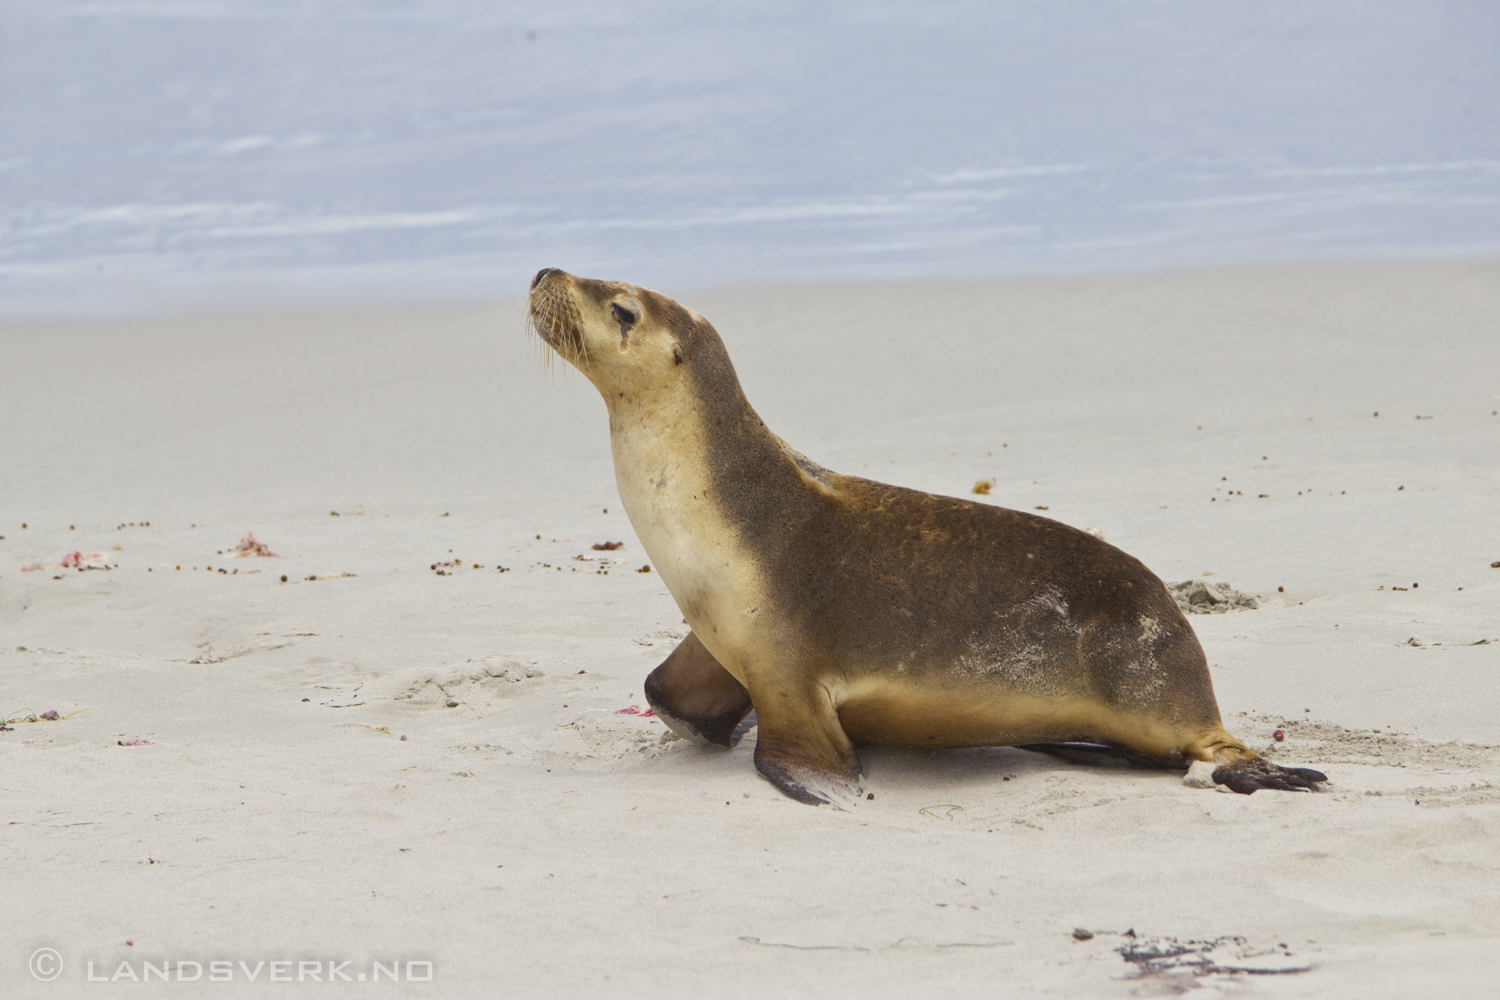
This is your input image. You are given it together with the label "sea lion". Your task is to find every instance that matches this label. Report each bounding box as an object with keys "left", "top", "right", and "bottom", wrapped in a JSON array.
[{"left": 527, "top": 267, "right": 1327, "bottom": 805}]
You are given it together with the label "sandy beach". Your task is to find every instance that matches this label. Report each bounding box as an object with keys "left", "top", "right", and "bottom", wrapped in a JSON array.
[{"left": 4, "top": 259, "right": 1499, "bottom": 997}]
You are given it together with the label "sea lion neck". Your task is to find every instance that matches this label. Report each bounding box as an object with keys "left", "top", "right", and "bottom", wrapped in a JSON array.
[
  {"left": 677, "top": 333, "right": 804, "bottom": 493},
  {"left": 603, "top": 323, "right": 789, "bottom": 479},
  {"left": 602, "top": 324, "right": 808, "bottom": 575}
]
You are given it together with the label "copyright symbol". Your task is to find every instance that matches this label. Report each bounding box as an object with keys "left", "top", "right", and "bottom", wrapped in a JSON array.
[{"left": 30, "top": 947, "right": 63, "bottom": 981}]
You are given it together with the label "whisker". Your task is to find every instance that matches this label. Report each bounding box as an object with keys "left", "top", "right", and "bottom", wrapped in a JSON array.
[
  {"left": 522, "top": 296, "right": 548, "bottom": 381},
  {"left": 527, "top": 288, "right": 588, "bottom": 383}
]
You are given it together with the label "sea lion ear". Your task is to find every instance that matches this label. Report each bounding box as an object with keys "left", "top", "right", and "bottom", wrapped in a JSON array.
[{"left": 673, "top": 346, "right": 684, "bottom": 365}]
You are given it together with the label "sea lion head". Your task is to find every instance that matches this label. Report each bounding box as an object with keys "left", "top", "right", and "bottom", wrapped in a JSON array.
[{"left": 527, "top": 267, "right": 725, "bottom": 400}]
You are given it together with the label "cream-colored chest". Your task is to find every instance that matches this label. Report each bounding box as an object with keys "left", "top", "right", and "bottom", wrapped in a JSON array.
[{"left": 607, "top": 405, "right": 764, "bottom": 681}]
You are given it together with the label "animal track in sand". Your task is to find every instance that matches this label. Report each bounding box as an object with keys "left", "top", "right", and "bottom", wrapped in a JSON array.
[
  {"left": 1168, "top": 578, "right": 1259, "bottom": 613},
  {"left": 355, "top": 657, "right": 543, "bottom": 709},
  {"left": 1253, "top": 716, "right": 1494, "bottom": 772},
  {"left": 524, "top": 710, "right": 688, "bottom": 770}
]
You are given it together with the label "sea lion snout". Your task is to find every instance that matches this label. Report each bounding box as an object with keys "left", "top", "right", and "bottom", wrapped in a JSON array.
[{"left": 527, "top": 273, "right": 588, "bottom": 363}]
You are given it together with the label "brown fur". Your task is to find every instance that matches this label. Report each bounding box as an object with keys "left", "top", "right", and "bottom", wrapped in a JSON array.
[{"left": 528, "top": 268, "right": 1326, "bottom": 805}]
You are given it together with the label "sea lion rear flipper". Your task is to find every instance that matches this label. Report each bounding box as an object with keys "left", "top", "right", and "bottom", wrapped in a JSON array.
[
  {"left": 1211, "top": 758, "right": 1327, "bottom": 794},
  {"left": 1184, "top": 730, "right": 1329, "bottom": 793},
  {"left": 643, "top": 632, "right": 753, "bottom": 747},
  {"left": 752, "top": 695, "right": 864, "bottom": 808}
]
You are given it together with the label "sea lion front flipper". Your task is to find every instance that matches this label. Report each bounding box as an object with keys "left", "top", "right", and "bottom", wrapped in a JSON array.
[
  {"left": 643, "top": 632, "right": 753, "bottom": 747},
  {"left": 751, "top": 694, "right": 864, "bottom": 808},
  {"left": 1211, "top": 758, "right": 1328, "bottom": 794}
]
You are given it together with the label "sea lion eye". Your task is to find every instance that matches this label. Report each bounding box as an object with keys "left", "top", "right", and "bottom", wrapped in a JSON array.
[{"left": 610, "top": 303, "right": 637, "bottom": 330}]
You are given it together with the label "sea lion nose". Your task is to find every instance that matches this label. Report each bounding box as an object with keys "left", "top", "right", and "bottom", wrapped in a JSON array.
[{"left": 531, "top": 267, "right": 561, "bottom": 290}]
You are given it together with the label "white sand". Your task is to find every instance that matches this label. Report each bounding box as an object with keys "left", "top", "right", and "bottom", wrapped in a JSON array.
[{"left": 3, "top": 259, "right": 1498, "bottom": 997}]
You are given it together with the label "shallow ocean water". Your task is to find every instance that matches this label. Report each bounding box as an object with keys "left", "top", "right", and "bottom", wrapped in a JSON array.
[{"left": 2, "top": 0, "right": 1497, "bottom": 314}]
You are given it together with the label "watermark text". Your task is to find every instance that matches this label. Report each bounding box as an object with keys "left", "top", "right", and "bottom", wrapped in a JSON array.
[{"left": 29, "top": 951, "right": 434, "bottom": 984}]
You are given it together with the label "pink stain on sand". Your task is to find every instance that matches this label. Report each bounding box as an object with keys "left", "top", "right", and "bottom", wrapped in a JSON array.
[
  {"left": 614, "top": 705, "right": 655, "bottom": 717},
  {"left": 22, "top": 551, "right": 110, "bottom": 571},
  {"left": 229, "top": 533, "right": 277, "bottom": 557}
]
